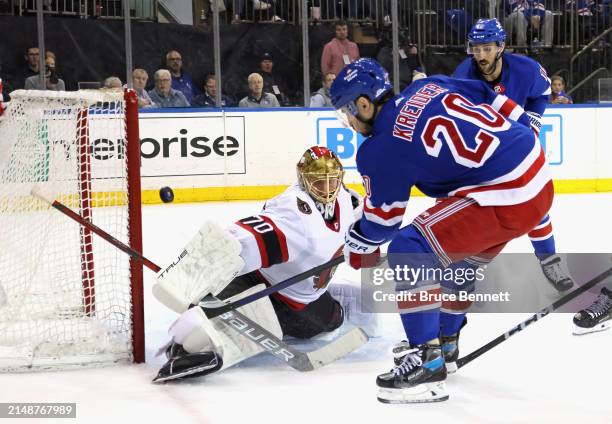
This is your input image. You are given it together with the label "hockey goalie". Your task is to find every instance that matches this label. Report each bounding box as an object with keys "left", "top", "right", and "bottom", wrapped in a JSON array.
[{"left": 152, "top": 146, "right": 378, "bottom": 382}]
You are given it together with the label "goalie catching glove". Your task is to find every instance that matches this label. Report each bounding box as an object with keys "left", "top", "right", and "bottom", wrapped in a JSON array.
[
  {"left": 152, "top": 221, "right": 245, "bottom": 313},
  {"left": 344, "top": 220, "right": 381, "bottom": 269}
]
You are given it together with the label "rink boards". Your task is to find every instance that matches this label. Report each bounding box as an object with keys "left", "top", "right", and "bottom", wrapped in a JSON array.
[{"left": 9, "top": 104, "right": 607, "bottom": 204}]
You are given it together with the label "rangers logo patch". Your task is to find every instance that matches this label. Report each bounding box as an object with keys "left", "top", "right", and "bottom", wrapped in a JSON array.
[
  {"left": 297, "top": 197, "right": 312, "bottom": 214},
  {"left": 493, "top": 83, "right": 505, "bottom": 94}
]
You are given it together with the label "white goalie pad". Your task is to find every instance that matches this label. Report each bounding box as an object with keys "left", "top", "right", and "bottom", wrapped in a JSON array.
[
  {"left": 152, "top": 221, "right": 245, "bottom": 313},
  {"left": 167, "top": 284, "right": 282, "bottom": 370},
  {"left": 328, "top": 278, "right": 383, "bottom": 338}
]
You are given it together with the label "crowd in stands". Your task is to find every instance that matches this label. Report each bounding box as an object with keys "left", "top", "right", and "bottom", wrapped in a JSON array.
[
  {"left": 2, "top": 0, "right": 608, "bottom": 108},
  {"left": 1, "top": 19, "right": 430, "bottom": 108}
]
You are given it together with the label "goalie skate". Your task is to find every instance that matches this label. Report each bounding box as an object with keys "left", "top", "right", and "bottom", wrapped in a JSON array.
[{"left": 153, "top": 343, "right": 223, "bottom": 383}]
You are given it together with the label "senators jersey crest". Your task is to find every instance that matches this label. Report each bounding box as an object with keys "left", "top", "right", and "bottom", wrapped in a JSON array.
[
  {"left": 312, "top": 247, "right": 344, "bottom": 290},
  {"left": 296, "top": 197, "right": 312, "bottom": 214}
]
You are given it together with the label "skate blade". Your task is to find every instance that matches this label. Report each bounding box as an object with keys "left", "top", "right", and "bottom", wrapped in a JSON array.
[
  {"left": 377, "top": 381, "right": 449, "bottom": 404},
  {"left": 152, "top": 363, "right": 218, "bottom": 383},
  {"left": 573, "top": 321, "right": 611, "bottom": 336},
  {"left": 445, "top": 361, "right": 458, "bottom": 374}
]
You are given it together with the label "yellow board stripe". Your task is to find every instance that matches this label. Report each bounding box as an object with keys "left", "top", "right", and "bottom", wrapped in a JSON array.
[
  {"left": 5, "top": 179, "right": 609, "bottom": 212},
  {"left": 140, "top": 179, "right": 612, "bottom": 204}
]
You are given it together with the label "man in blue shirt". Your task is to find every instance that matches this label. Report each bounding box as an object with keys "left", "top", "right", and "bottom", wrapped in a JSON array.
[
  {"left": 165, "top": 50, "right": 199, "bottom": 104},
  {"left": 192, "top": 74, "right": 235, "bottom": 108}
]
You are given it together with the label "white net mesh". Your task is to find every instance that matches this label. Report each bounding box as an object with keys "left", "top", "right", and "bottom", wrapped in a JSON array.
[{"left": 0, "top": 90, "right": 137, "bottom": 371}]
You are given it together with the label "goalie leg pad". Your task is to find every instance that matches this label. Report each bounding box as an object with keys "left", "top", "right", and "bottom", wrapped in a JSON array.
[
  {"left": 153, "top": 221, "right": 245, "bottom": 313},
  {"left": 165, "top": 284, "right": 282, "bottom": 370},
  {"left": 168, "top": 306, "right": 226, "bottom": 356},
  {"left": 213, "top": 283, "right": 283, "bottom": 370},
  {"left": 328, "top": 278, "right": 383, "bottom": 338}
]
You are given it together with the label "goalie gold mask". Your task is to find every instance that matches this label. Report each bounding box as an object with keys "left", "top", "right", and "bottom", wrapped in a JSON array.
[{"left": 297, "top": 146, "right": 344, "bottom": 204}]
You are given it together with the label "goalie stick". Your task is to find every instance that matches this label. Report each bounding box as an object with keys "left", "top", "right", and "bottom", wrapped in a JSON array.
[
  {"left": 197, "top": 255, "right": 345, "bottom": 318},
  {"left": 457, "top": 265, "right": 612, "bottom": 369},
  {"left": 32, "top": 187, "right": 369, "bottom": 372}
]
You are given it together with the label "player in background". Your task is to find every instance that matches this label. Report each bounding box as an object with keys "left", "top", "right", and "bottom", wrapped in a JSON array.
[
  {"left": 330, "top": 58, "right": 553, "bottom": 403},
  {"left": 152, "top": 146, "right": 378, "bottom": 382},
  {"left": 453, "top": 18, "right": 573, "bottom": 293}
]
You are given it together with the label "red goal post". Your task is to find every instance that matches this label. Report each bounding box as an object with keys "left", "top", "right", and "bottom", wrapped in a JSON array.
[{"left": 0, "top": 88, "right": 144, "bottom": 370}]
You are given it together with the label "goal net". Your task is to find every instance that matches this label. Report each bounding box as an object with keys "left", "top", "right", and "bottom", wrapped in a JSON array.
[{"left": 0, "top": 89, "right": 144, "bottom": 371}]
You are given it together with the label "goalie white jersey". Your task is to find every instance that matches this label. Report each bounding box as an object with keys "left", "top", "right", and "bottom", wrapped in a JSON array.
[{"left": 227, "top": 183, "right": 354, "bottom": 306}]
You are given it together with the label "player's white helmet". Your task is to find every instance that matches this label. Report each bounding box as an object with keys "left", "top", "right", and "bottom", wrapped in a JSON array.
[{"left": 297, "top": 146, "right": 344, "bottom": 204}]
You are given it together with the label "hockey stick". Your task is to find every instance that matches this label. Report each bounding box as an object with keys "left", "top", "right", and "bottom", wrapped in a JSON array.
[
  {"left": 33, "top": 188, "right": 368, "bottom": 372},
  {"left": 209, "top": 308, "right": 367, "bottom": 372},
  {"left": 197, "top": 255, "right": 345, "bottom": 318},
  {"left": 31, "top": 187, "right": 345, "bottom": 318},
  {"left": 457, "top": 265, "right": 612, "bottom": 369}
]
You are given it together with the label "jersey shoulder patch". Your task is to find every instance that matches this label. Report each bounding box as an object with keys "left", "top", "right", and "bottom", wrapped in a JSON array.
[{"left": 296, "top": 197, "right": 312, "bottom": 214}]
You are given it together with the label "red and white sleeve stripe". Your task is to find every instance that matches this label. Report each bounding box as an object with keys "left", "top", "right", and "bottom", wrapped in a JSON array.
[
  {"left": 491, "top": 94, "right": 525, "bottom": 122},
  {"left": 363, "top": 197, "right": 407, "bottom": 227}
]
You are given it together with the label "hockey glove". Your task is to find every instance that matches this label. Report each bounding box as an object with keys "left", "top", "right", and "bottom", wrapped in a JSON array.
[
  {"left": 344, "top": 220, "right": 381, "bottom": 269},
  {"left": 526, "top": 111, "right": 542, "bottom": 136},
  {"left": 346, "top": 187, "right": 364, "bottom": 220}
]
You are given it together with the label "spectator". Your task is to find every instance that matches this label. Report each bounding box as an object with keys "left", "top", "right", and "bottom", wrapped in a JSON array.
[
  {"left": 132, "top": 69, "right": 156, "bottom": 108},
  {"left": 257, "top": 53, "right": 292, "bottom": 106},
  {"left": 570, "top": 0, "right": 610, "bottom": 46},
  {"left": 104, "top": 76, "right": 123, "bottom": 89},
  {"left": 24, "top": 51, "right": 65, "bottom": 91},
  {"left": 233, "top": 0, "right": 282, "bottom": 22},
  {"left": 192, "top": 74, "right": 235, "bottom": 108},
  {"left": 148, "top": 69, "right": 190, "bottom": 108},
  {"left": 165, "top": 50, "right": 198, "bottom": 104},
  {"left": 238, "top": 73, "right": 280, "bottom": 108},
  {"left": 504, "top": 0, "right": 553, "bottom": 47},
  {"left": 321, "top": 20, "right": 360, "bottom": 77},
  {"left": 15, "top": 46, "right": 41, "bottom": 89},
  {"left": 310, "top": 73, "right": 335, "bottom": 107},
  {"left": 376, "top": 31, "right": 422, "bottom": 90},
  {"left": 550, "top": 75, "right": 573, "bottom": 104}
]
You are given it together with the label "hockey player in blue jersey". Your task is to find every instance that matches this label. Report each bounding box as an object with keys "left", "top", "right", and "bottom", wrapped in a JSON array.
[
  {"left": 453, "top": 18, "right": 573, "bottom": 293},
  {"left": 330, "top": 58, "right": 553, "bottom": 403}
]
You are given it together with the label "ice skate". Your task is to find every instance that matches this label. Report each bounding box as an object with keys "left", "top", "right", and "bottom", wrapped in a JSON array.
[
  {"left": 153, "top": 343, "right": 223, "bottom": 383},
  {"left": 573, "top": 288, "right": 612, "bottom": 335},
  {"left": 540, "top": 254, "right": 574, "bottom": 292},
  {"left": 441, "top": 317, "right": 467, "bottom": 374},
  {"left": 376, "top": 342, "right": 448, "bottom": 404}
]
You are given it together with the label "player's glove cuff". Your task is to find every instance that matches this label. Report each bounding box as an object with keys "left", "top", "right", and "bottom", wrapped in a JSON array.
[
  {"left": 526, "top": 111, "right": 542, "bottom": 135},
  {"left": 344, "top": 221, "right": 382, "bottom": 269}
]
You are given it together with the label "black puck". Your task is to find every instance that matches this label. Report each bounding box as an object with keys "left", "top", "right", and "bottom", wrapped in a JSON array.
[{"left": 159, "top": 186, "right": 174, "bottom": 203}]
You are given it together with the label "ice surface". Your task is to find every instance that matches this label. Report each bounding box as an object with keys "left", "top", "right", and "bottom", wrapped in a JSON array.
[{"left": 2, "top": 194, "right": 611, "bottom": 423}]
